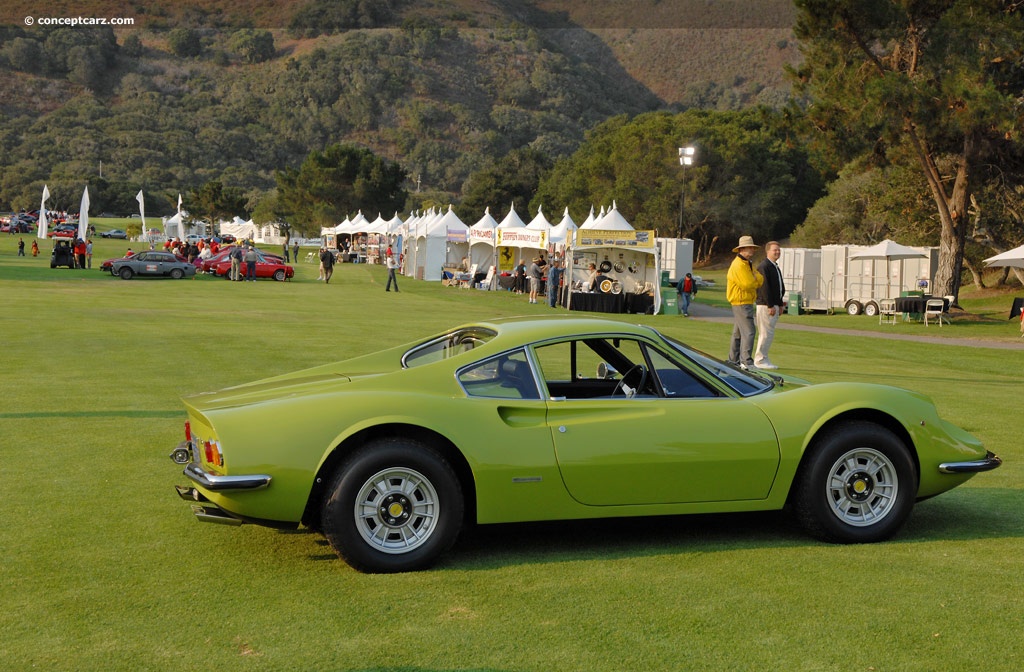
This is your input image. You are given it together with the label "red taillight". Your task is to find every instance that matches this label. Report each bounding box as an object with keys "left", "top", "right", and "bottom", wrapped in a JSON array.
[
  {"left": 184, "top": 421, "right": 192, "bottom": 442},
  {"left": 203, "top": 440, "right": 224, "bottom": 467}
]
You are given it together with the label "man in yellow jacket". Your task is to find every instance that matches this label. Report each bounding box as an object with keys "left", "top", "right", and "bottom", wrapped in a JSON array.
[{"left": 726, "top": 235, "right": 764, "bottom": 369}]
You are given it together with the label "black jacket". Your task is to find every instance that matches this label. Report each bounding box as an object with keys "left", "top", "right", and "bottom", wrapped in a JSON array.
[{"left": 756, "top": 259, "right": 785, "bottom": 307}]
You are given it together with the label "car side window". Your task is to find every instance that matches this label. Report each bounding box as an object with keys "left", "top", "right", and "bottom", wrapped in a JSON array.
[
  {"left": 457, "top": 349, "right": 540, "bottom": 400},
  {"left": 644, "top": 346, "right": 718, "bottom": 398}
]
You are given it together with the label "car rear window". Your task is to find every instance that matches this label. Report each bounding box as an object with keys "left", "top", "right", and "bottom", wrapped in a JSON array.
[{"left": 402, "top": 327, "right": 497, "bottom": 368}]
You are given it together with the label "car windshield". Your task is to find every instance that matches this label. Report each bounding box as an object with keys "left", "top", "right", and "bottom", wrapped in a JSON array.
[
  {"left": 402, "top": 327, "right": 498, "bottom": 368},
  {"left": 661, "top": 334, "right": 775, "bottom": 396}
]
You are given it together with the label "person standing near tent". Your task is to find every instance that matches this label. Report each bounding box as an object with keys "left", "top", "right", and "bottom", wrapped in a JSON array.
[
  {"left": 547, "top": 257, "right": 564, "bottom": 308},
  {"left": 85, "top": 239, "right": 93, "bottom": 268},
  {"left": 754, "top": 241, "right": 785, "bottom": 370},
  {"left": 513, "top": 258, "right": 527, "bottom": 294},
  {"left": 320, "top": 246, "right": 335, "bottom": 284},
  {"left": 244, "top": 245, "right": 259, "bottom": 282},
  {"left": 283, "top": 242, "right": 290, "bottom": 263},
  {"left": 677, "top": 272, "right": 697, "bottom": 316},
  {"left": 229, "top": 243, "right": 243, "bottom": 281},
  {"left": 385, "top": 253, "right": 400, "bottom": 292},
  {"left": 726, "top": 235, "right": 764, "bottom": 370},
  {"left": 293, "top": 241, "right": 300, "bottom": 261},
  {"left": 528, "top": 257, "right": 543, "bottom": 304}
]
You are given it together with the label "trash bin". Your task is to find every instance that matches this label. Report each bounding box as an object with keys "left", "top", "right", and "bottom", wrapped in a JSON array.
[
  {"left": 661, "top": 293, "right": 679, "bottom": 315},
  {"left": 660, "top": 270, "right": 671, "bottom": 286},
  {"left": 787, "top": 292, "right": 802, "bottom": 316}
]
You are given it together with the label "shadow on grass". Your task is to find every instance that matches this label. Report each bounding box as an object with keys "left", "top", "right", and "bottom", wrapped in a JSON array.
[{"left": 430, "top": 487, "right": 1024, "bottom": 571}]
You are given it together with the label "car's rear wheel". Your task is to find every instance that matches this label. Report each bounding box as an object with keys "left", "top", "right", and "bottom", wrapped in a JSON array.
[
  {"left": 321, "top": 439, "right": 463, "bottom": 573},
  {"left": 119, "top": 267, "right": 134, "bottom": 280},
  {"left": 792, "top": 421, "right": 916, "bottom": 543},
  {"left": 273, "top": 269, "right": 286, "bottom": 282},
  {"left": 170, "top": 268, "right": 184, "bottom": 279}
]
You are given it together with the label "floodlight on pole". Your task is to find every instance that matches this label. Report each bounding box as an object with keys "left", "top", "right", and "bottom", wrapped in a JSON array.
[{"left": 677, "top": 145, "right": 696, "bottom": 238}]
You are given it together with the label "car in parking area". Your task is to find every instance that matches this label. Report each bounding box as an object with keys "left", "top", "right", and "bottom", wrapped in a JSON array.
[
  {"left": 112, "top": 251, "right": 196, "bottom": 279},
  {"left": 170, "top": 317, "right": 1000, "bottom": 573},
  {"left": 101, "top": 229, "right": 128, "bottom": 239},
  {"left": 210, "top": 249, "right": 293, "bottom": 281}
]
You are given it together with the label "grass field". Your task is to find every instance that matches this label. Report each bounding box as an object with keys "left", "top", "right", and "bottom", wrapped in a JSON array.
[{"left": 2, "top": 231, "right": 1022, "bottom": 671}]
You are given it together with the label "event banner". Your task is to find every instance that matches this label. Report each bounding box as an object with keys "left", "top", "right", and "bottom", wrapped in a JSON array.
[
  {"left": 574, "top": 229, "right": 655, "bottom": 248},
  {"left": 468, "top": 227, "right": 495, "bottom": 244},
  {"left": 446, "top": 227, "right": 468, "bottom": 243},
  {"left": 496, "top": 228, "right": 547, "bottom": 248}
]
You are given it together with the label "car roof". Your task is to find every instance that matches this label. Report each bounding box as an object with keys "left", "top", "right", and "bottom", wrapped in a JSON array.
[{"left": 466, "top": 315, "right": 658, "bottom": 343}]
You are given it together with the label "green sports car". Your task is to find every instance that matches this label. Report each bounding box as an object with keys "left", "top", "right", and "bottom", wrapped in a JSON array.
[{"left": 170, "top": 317, "right": 1000, "bottom": 573}]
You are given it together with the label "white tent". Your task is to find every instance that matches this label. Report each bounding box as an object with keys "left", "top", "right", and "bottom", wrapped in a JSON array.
[
  {"left": 415, "top": 206, "right": 468, "bottom": 281},
  {"left": 496, "top": 203, "right": 546, "bottom": 270},
  {"left": 569, "top": 226, "right": 662, "bottom": 314},
  {"left": 590, "top": 201, "right": 634, "bottom": 231},
  {"left": 220, "top": 216, "right": 257, "bottom": 241},
  {"left": 549, "top": 207, "right": 578, "bottom": 249},
  {"left": 468, "top": 207, "right": 498, "bottom": 273},
  {"left": 162, "top": 210, "right": 200, "bottom": 240}
]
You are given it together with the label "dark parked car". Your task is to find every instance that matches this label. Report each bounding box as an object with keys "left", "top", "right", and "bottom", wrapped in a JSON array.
[
  {"left": 50, "top": 241, "right": 76, "bottom": 268},
  {"left": 111, "top": 251, "right": 197, "bottom": 280}
]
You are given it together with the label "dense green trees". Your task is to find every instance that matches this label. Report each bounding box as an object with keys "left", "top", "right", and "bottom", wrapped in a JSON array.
[
  {"left": 275, "top": 144, "right": 407, "bottom": 236},
  {"left": 791, "top": 0, "right": 1024, "bottom": 298},
  {"left": 533, "top": 110, "right": 822, "bottom": 259}
]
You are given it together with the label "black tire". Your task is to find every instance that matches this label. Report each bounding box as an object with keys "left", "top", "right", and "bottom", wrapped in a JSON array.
[
  {"left": 170, "top": 268, "right": 184, "bottom": 279},
  {"left": 845, "top": 300, "right": 863, "bottom": 316},
  {"left": 321, "top": 439, "right": 463, "bottom": 573},
  {"left": 792, "top": 421, "right": 917, "bottom": 544},
  {"left": 119, "top": 267, "right": 134, "bottom": 280},
  {"left": 863, "top": 301, "right": 879, "bottom": 317},
  {"left": 273, "top": 269, "right": 286, "bottom": 282}
]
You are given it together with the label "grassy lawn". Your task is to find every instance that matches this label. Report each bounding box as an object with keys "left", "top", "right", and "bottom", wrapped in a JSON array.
[{"left": 1, "top": 232, "right": 1022, "bottom": 671}]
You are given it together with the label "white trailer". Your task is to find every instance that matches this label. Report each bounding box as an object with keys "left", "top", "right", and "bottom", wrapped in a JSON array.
[
  {"left": 781, "top": 244, "right": 939, "bottom": 315},
  {"left": 655, "top": 237, "right": 694, "bottom": 285}
]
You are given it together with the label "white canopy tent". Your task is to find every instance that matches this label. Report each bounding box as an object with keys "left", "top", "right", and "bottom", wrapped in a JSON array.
[
  {"left": 495, "top": 203, "right": 546, "bottom": 271},
  {"left": 548, "top": 207, "right": 578, "bottom": 251},
  {"left": 468, "top": 207, "right": 498, "bottom": 274},
  {"left": 220, "top": 216, "right": 257, "bottom": 241},
  {"left": 414, "top": 206, "right": 469, "bottom": 281}
]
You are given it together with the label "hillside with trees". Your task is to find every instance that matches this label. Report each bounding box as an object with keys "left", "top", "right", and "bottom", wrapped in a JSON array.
[{"left": 0, "top": 0, "right": 799, "bottom": 215}]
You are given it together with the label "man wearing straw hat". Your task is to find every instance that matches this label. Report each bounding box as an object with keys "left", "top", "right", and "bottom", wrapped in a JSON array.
[{"left": 726, "top": 235, "right": 764, "bottom": 369}]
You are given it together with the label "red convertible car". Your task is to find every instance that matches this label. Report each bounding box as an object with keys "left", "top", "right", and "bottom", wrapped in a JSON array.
[{"left": 211, "top": 249, "right": 293, "bottom": 281}]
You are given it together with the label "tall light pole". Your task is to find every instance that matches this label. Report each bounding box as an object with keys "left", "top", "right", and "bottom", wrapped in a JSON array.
[{"left": 678, "top": 145, "right": 696, "bottom": 239}]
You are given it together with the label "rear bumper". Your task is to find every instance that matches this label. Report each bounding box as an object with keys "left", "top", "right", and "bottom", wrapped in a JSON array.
[
  {"left": 183, "top": 461, "right": 271, "bottom": 491},
  {"left": 939, "top": 451, "right": 1002, "bottom": 474}
]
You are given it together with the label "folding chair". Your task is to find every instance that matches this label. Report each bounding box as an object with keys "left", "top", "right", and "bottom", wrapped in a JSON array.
[
  {"left": 879, "top": 298, "right": 897, "bottom": 325},
  {"left": 923, "top": 298, "right": 947, "bottom": 327}
]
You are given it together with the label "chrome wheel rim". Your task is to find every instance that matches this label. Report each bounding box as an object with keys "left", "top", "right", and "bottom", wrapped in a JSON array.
[
  {"left": 354, "top": 467, "right": 439, "bottom": 554},
  {"left": 826, "top": 448, "right": 899, "bottom": 527}
]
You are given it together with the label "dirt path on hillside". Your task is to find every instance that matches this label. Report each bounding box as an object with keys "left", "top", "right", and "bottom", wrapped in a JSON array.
[{"left": 684, "top": 302, "right": 1024, "bottom": 350}]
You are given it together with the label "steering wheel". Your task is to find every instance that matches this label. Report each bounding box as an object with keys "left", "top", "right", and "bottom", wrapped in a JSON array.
[{"left": 612, "top": 364, "right": 647, "bottom": 398}]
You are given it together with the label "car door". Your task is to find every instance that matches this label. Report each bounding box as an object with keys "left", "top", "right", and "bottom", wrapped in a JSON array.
[{"left": 535, "top": 337, "right": 780, "bottom": 506}]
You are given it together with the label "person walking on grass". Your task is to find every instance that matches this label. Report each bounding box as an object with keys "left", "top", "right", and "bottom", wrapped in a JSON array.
[{"left": 385, "top": 253, "right": 400, "bottom": 292}]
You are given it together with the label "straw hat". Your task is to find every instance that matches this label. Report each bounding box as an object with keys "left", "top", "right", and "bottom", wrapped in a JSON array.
[{"left": 732, "top": 235, "right": 759, "bottom": 253}]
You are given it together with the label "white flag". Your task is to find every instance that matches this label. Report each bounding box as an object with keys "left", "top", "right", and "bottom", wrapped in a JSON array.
[
  {"left": 177, "top": 193, "right": 183, "bottom": 213},
  {"left": 78, "top": 186, "right": 90, "bottom": 242},
  {"left": 136, "top": 190, "right": 146, "bottom": 239},
  {"left": 38, "top": 184, "right": 50, "bottom": 239}
]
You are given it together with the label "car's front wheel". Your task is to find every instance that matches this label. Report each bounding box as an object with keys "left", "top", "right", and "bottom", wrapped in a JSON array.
[
  {"left": 321, "top": 439, "right": 464, "bottom": 573},
  {"left": 792, "top": 421, "right": 916, "bottom": 543},
  {"left": 170, "top": 268, "right": 184, "bottom": 279},
  {"left": 119, "top": 267, "right": 134, "bottom": 280},
  {"left": 273, "top": 269, "right": 286, "bottom": 281}
]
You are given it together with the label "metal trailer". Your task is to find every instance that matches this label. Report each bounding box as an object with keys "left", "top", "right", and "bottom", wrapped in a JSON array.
[
  {"left": 655, "top": 237, "right": 694, "bottom": 285},
  {"left": 780, "top": 244, "right": 939, "bottom": 316}
]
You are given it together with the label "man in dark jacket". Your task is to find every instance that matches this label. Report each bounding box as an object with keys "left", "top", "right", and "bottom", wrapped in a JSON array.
[{"left": 754, "top": 241, "right": 785, "bottom": 369}]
